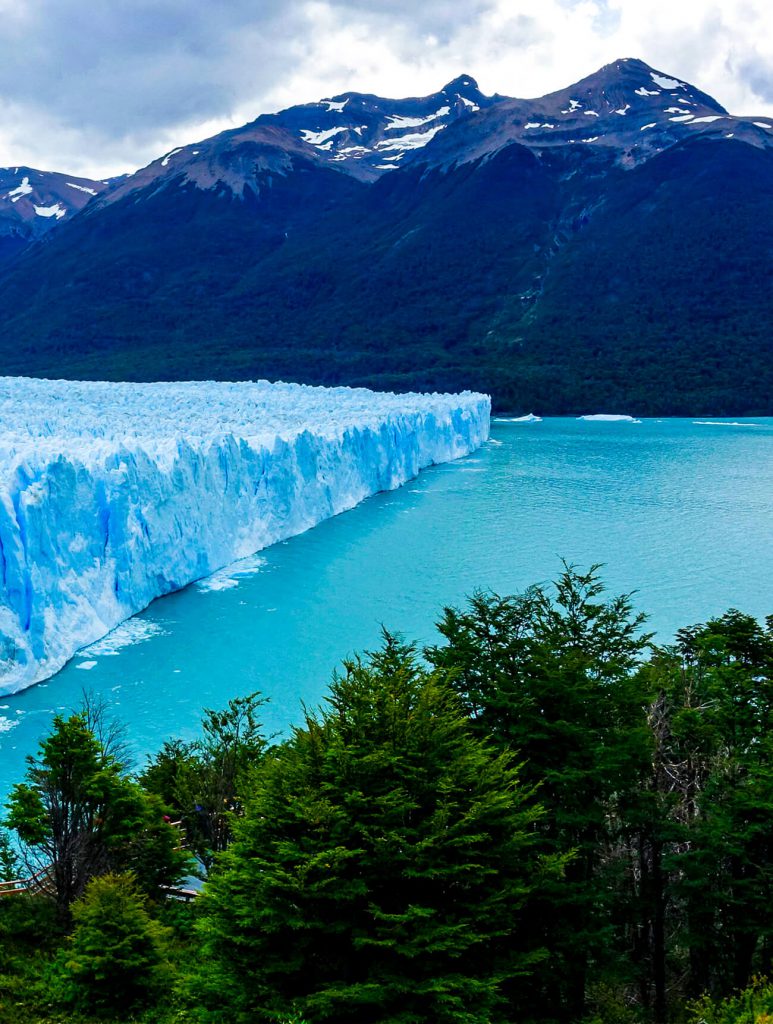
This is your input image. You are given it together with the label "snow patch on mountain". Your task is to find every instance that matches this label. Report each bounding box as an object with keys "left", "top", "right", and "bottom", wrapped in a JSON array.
[
  {"left": 385, "top": 107, "right": 450, "bottom": 131},
  {"left": 33, "top": 203, "right": 66, "bottom": 219},
  {"left": 376, "top": 124, "right": 446, "bottom": 151},
  {"left": 651, "top": 72, "right": 685, "bottom": 89},
  {"left": 323, "top": 98, "right": 348, "bottom": 112},
  {"left": 0, "top": 378, "right": 490, "bottom": 694},
  {"left": 161, "top": 147, "right": 183, "bottom": 167},
  {"left": 66, "top": 181, "right": 98, "bottom": 196},
  {"left": 6, "top": 177, "right": 32, "bottom": 202},
  {"left": 300, "top": 126, "right": 349, "bottom": 147}
]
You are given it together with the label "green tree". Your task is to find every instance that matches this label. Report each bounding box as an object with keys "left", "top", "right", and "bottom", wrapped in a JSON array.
[
  {"left": 52, "top": 872, "right": 172, "bottom": 1016},
  {"left": 686, "top": 977, "right": 773, "bottom": 1024},
  {"left": 0, "top": 831, "right": 18, "bottom": 883},
  {"left": 190, "top": 636, "right": 555, "bottom": 1024},
  {"left": 142, "top": 692, "right": 266, "bottom": 870},
  {"left": 5, "top": 707, "right": 189, "bottom": 914},
  {"left": 647, "top": 610, "right": 773, "bottom": 1001},
  {"left": 426, "top": 565, "right": 654, "bottom": 1019},
  {"left": 0, "top": 890, "right": 62, "bottom": 1022}
]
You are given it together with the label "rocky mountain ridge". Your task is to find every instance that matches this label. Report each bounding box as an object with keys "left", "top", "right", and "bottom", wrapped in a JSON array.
[
  {"left": 0, "top": 58, "right": 770, "bottom": 415},
  {"left": 0, "top": 167, "right": 108, "bottom": 259}
]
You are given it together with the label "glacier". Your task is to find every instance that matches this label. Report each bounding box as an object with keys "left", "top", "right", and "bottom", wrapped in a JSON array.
[{"left": 0, "top": 378, "right": 490, "bottom": 695}]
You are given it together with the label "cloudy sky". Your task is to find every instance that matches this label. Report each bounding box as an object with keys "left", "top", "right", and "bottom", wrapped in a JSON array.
[{"left": 0, "top": 0, "right": 771, "bottom": 179}]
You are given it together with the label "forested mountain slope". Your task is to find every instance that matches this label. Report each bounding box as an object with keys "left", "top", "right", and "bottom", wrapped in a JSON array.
[{"left": 0, "top": 59, "right": 770, "bottom": 414}]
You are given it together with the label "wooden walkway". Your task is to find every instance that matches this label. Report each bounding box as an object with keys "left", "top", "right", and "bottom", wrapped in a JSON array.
[
  {"left": 0, "top": 821, "right": 199, "bottom": 900},
  {"left": 0, "top": 878, "right": 29, "bottom": 898},
  {"left": 0, "top": 863, "right": 54, "bottom": 899}
]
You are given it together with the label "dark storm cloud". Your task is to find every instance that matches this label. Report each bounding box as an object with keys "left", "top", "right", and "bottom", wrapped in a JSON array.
[
  {"left": 0, "top": 0, "right": 504, "bottom": 174},
  {"left": 0, "top": 0, "right": 494, "bottom": 145},
  {"left": 0, "top": 0, "right": 300, "bottom": 141}
]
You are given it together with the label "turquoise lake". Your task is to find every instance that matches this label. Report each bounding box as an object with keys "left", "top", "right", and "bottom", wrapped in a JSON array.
[{"left": 1, "top": 416, "right": 771, "bottom": 802}]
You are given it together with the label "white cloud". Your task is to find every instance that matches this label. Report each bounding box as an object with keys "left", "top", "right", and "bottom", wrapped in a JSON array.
[{"left": 0, "top": 0, "right": 770, "bottom": 178}]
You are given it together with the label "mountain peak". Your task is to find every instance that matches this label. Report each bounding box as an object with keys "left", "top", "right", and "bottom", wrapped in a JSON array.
[
  {"left": 65, "top": 55, "right": 766, "bottom": 228},
  {"left": 0, "top": 165, "right": 107, "bottom": 257},
  {"left": 566, "top": 57, "right": 728, "bottom": 114},
  {"left": 441, "top": 74, "right": 480, "bottom": 94},
  {"left": 227, "top": 73, "right": 505, "bottom": 183}
]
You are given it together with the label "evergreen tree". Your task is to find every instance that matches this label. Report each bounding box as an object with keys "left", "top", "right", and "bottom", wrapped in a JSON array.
[
  {"left": 190, "top": 636, "right": 555, "bottom": 1024},
  {"left": 52, "top": 872, "right": 172, "bottom": 1015},
  {"left": 427, "top": 565, "right": 654, "bottom": 1019},
  {"left": 0, "top": 830, "right": 18, "bottom": 883},
  {"left": 5, "top": 707, "right": 189, "bottom": 913},
  {"left": 0, "top": 889, "right": 62, "bottom": 1022}
]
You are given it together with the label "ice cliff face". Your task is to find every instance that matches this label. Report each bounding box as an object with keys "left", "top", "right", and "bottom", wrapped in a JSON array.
[{"left": 0, "top": 378, "right": 489, "bottom": 695}]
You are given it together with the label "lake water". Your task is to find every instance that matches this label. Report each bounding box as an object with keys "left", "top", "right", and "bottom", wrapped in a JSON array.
[{"left": 1, "top": 417, "right": 771, "bottom": 803}]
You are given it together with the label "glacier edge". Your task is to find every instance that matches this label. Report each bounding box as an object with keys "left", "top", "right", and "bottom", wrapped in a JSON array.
[{"left": 0, "top": 379, "right": 490, "bottom": 695}]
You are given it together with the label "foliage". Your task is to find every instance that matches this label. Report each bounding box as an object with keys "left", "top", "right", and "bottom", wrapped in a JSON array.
[
  {"left": 580, "top": 983, "right": 644, "bottom": 1024},
  {"left": 0, "top": 831, "right": 18, "bottom": 882},
  {"left": 50, "top": 872, "right": 172, "bottom": 1016},
  {"left": 687, "top": 979, "right": 773, "bottom": 1024},
  {"left": 1, "top": 140, "right": 772, "bottom": 416},
  {"left": 2, "top": 574, "right": 773, "bottom": 1024},
  {"left": 4, "top": 702, "right": 189, "bottom": 913},
  {"left": 0, "top": 894, "right": 62, "bottom": 1022},
  {"left": 426, "top": 564, "right": 654, "bottom": 1019},
  {"left": 642, "top": 611, "right": 773, "bottom": 1001},
  {"left": 142, "top": 691, "right": 267, "bottom": 869},
  {"left": 189, "top": 634, "right": 556, "bottom": 1023}
]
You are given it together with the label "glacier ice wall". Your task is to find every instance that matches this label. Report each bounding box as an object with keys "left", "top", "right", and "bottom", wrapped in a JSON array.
[{"left": 0, "top": 378, "right": 490, "bottom": 694}]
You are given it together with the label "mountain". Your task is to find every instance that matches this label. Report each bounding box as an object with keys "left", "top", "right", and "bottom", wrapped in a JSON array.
[
  {"left": 85, "top": 74, "right": 501, "bottom": 213},
  {"left": 0, "top": 167, "right": 108, "bottom": 262},
  {"left": 254, "top": 74, "right": 503, "bottom": 181},
  {"left": 0, "top": 59, "right": 771, "bottom": 414},
  {"left": 419, "top": 57, "right": 772, "bottom": 168}
]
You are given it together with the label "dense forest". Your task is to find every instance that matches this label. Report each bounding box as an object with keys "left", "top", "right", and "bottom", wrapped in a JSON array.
[
  {"left": 1, "top": 566, "right": 772, "bottom": 1023},
  {"left": 1, "top": 138, "right": 772, "bottom": 417}
]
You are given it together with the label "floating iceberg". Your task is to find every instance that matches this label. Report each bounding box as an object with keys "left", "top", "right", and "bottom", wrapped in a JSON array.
[
  {"left": 0, "top": 378, "right": 490, "bottom": 694},
  {"left": 494, "top": 413, "right": 543, "bottom": 423},
  {"left": 578, "top": 414, "right": 642, "bottom": 423},
  {"left": 693, "top": 421, "right": 760, "bottom": 427}
]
